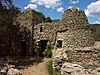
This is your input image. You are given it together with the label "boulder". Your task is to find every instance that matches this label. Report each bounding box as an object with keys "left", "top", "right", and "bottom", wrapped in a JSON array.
[
  {"left": 61, "top": 62, "right": 96, "bottom": 75},
  {"left": 0, "top": 64, "right": 22, "bottom": 75},
  {"left": 52, "top": 49, "right": 68, "bottom": 70},
  {"left": 7, "top": 68, "right": 22, "bottom": 75}
]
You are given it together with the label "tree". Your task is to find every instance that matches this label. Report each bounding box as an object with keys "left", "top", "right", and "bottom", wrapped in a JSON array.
[
  {"left": 0, "top": 0, "right": 21, "bottom": 56},
  {"left": 44, "top": 17, "right": 52, "bottom": 23},
  {"left": 52, "top": 19, "right": 60, "bottom": 23},
  {"left": 0, "top": 0, "right": 13, "bottom": 9}
]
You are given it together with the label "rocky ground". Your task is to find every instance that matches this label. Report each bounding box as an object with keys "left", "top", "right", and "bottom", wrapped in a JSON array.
[
  {"left": 20, "top": 58, "right": 50, "bottom": 75},
  {"left": 0, "top": 57, "right": 50, "bottom": 75}
]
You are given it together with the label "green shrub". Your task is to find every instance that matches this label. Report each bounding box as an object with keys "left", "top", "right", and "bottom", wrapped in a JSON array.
[
  {"left": 47, "top": 60, "right": 61, "bottom": 75},
  {"left": 43, "top": 45, "right": 52, "bottom": 57},
  {"left": 47, "top": 60, "right": 53, "bottom": 75}
]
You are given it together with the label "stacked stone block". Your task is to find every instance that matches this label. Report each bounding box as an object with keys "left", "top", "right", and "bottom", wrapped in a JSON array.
[{"left": 60, "top": 7, "right": 94, "bottom": 48}]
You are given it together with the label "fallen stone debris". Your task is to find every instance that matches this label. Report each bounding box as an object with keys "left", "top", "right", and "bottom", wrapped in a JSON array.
[{"left": 0, "top": 62, "right": 22, "bottom": 75}]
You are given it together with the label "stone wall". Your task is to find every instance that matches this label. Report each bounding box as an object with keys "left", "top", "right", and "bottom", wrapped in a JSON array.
[
  {"left": 55, "top": 29, "right": 94, "bottom": 49},
  {"left": 33, "top": 22, "right": 59, "bottom": 54},
  {"left": 34, "top": 7, "right": 95, "bottom": 56},
  {"left": 61, "top": 7, "right": 88, "bottom": 30},
  {"left": 66, "top": 47, "right": 100, "bottom": 64},
  {"left": 52, "top": 42, "right": 100, "bottom": 69},
  {"left": 52, "top": 7, "right": 98, "bottom": 75},
  {"left": 14, "top": 8, "right": 44, "bottom": 55},
  {"left": 56, "top": 7, "right": 94, "bottom": 48}
]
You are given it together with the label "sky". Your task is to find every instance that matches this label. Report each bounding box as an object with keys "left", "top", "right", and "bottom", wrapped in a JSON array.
[{"left": 13, "top": 0, "right": 100, "bottom": 24}]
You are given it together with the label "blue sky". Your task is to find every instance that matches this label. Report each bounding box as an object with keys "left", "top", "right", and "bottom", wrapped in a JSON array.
[{"left": 13, "top": 0, "right": 100, "bottom": 24}]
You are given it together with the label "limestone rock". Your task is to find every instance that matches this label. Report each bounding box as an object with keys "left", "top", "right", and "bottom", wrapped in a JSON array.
[
  {"left": 61, "top": 62, "right": 96, "bottom": 75},
  {"left": 7, "top": 68, "right": 22, "bottom": 75},
  {"left": 52, "top": 49, "right": 68, "bottom": 70},
  {"left": 96, "top": 67, "right": 100, "bottom": 72},
  {"left": 61, "top": 62, "right": 84, "bottom": 75},
  {"left": 0, "top": 67, "right": 8, "bottom": 74}
]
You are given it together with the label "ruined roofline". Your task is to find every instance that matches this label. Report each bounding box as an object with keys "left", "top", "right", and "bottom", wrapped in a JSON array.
[
  {"left": 67, "top": 6, "right": 80, "bottom": 11},
  {"left": 19, "top": 8, "right": 39, "bottom": 16},
  {"left": 62, "top": 6, "right": 82, "bottom": 14}
]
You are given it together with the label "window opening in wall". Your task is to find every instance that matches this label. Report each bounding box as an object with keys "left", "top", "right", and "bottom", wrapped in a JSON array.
[
  {"left": 57, "top": 40, "right": 62, "bottom": 48},
  {"left": 40, "top": 26, "right": 42, "bottom": 32}
]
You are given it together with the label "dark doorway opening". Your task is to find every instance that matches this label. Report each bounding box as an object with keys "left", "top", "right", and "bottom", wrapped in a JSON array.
[
  {"left": 39, "top": 40, "right": 48, "bottom": 56},
  {"left": 20, "top": 40, "right": 26, "bottom": 56}
]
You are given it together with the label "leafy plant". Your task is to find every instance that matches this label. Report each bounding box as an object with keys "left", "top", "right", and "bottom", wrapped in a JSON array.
[
  {"left": 43, "top": 45, "right": 52, "bottom": 57},
  {"left": 47, "top": 60, "right": 53, "bottom": 75}
]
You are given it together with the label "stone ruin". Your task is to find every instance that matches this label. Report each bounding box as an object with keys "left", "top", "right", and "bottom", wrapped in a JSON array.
[
  {"left": 56, "top": 7, "right": 94, "bottom": 48},
  {"left": 13, "top": 8, "right": 45, "bottom": 56},
  {"left": 32, "top": 7, "right": 100, "bottom": 75},
  {"left": 52, "top": 7, "right": 100, "bottom": 75},
  {"left": 8, "top": 7, "right": 100, "bottom": 75},
  {"left": 34, "top": 8, "right": 95, "bottom": 55}
]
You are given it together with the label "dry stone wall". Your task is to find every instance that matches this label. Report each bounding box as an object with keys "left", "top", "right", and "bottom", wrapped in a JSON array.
[
  {"left": 52, "top": 45, "right": 100, "bottom": 75},
  {"left": 14, "top": 8, "right": 44, "bottom": 55},
  {"left": 52, "top": 7, "right": 99, "bottom": 75},
  {"left": 58, "top": 7, "right": 94, "bottom": 48},
  {"left": 34, "top": 7, "right": 95, "bottom": 56},
  {"left": 33, "top": 22, "right": 59, "bottom": 54},
  {"left": 63, "top": 29, "right": 94, "bottom": 48},
  {"left": 61, "top": 7, "right": 88, "bottom": 30}
]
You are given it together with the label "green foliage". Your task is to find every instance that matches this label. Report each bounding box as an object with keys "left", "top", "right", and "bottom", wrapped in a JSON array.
[
  {"left": 47, "top": 60, "right": 61, "bottom": 75},
  {"left": 0, "top": 0, "right": 21, "bottom": 56},
  {"left": 89, "top": 24, "right": 100, "bottom": 41},
  {"left": 47, "top": 60, "right": 53, "bottom": 75},
  {"left": 43, "top": 45, "right": 52, "bottom": 57},
  {"left": 0, "top": 0, "right": 13, "bottom": 9},
  {"left": 44, "top": 17, "right": 52, "bottom": 23},
  {"left": 89, "top": 25, "right": 96, "bottom": 32},
  {"left": 52, "top": 19, "right": 60, "bottom": 23},
  {"left": 89, "top": 24, "right": 100, "bottom": 32}
]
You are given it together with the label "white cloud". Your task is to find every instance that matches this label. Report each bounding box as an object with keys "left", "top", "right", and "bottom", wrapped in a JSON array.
[
  {"left": 24, "top": 4, "right": 38, "bottom": 10},
  {"left": 85, "top": 1, "right": 100, "bottom": 17},
  {"left": 93, "top": 21, "right": 100, "bottom": 24},
  {"left": 70, "top": 0, "right": 79, "bottom": 4},
  {"left": 57, "top": 7, "right": 64, "bottom": 12},
  {"left": 30, "top": 0, "right": 62, "bottom": 9},
  {"left": 67, "top": 6, "right": 80, "bottom": 10}
]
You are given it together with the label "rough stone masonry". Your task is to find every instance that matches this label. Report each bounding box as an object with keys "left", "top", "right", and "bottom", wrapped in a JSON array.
[
  {"left": 14, "top": 7, "right": 95, "bottom": 56},
  {"left": 34, "top": 7, "right": 94, "bottom": 56},
  {"left": 52, "top": 7, "right": 100, "bottom": 75},
  {"left": 8, "top": 6, "right": 100, "bottom": 75}
]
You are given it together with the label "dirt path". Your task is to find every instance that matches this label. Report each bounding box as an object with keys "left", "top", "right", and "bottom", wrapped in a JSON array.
[{"left": 20, "top": 58, "right": 50, "bottom": 75}]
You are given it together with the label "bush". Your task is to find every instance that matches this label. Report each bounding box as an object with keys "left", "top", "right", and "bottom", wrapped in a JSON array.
[
  {"left": 47, "top": 60, "right": 61, "bottom": 75},
  {"left": 47, "top": 60, "right": 53, "bottom": 75},
  {"left": 43, "top": 45, "right": 52, "bottom": 57}
]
